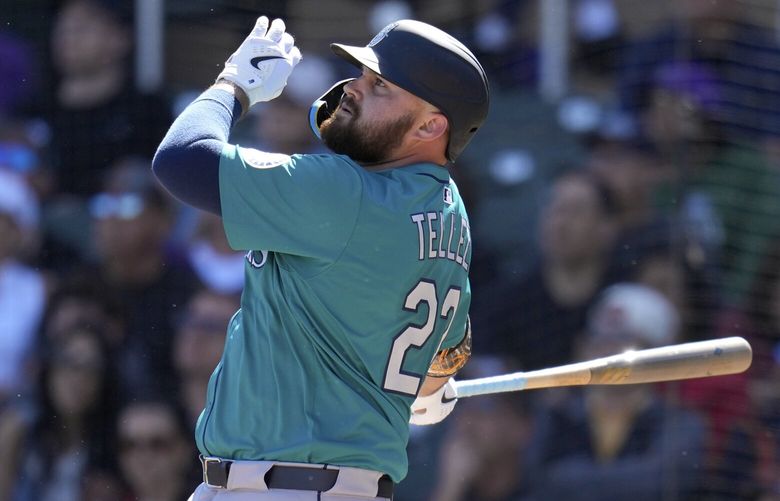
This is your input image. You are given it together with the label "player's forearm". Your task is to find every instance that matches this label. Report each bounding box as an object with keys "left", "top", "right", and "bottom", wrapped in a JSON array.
[
  {"left": 419, "top": 375, "right": 449, "bottom": 397},
  {"left": 152, "top": 87, "right": 244, "bottom": 215}
]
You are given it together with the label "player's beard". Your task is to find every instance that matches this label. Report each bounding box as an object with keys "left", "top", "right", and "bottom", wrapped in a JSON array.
[{"left": 320, "top": 97, "right": 416, "bottom": 164}]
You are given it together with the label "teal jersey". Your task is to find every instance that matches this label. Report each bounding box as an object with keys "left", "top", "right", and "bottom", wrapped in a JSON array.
[{"left": 196, "top": 145, "right": 472, "bottom": 482}]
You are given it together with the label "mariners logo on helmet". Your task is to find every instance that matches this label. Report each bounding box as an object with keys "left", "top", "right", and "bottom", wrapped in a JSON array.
[
  {"left": 368, "top": 22, "right": 397, "bottom": 47},
  {"left": 311, "top": 19, "right": 490, "bottom": 162}
]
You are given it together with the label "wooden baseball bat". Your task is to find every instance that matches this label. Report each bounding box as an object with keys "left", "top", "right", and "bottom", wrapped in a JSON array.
[{"left": 452, "top": 336, "right": 752, "bottom": 398}]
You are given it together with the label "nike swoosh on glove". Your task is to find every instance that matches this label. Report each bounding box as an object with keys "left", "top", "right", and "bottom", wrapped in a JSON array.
[
  {"left": 409, "top": 379, "right": 458, "bottom": 426},
  {"left": 217, "top": 16, "right": 302, "bottom": 107}
]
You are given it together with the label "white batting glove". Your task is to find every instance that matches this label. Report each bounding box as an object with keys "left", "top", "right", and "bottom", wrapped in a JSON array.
[
  {"left": 217, "top": 16, "right": 302, "bottom": 107},
  {"left": 409, "top": 379, "right": 458, "bottom": 426}
]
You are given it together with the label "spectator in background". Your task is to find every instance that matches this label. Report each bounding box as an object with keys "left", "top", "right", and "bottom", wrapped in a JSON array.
[
  {"left": 616, "top": 0, "right": 780, "bottom": 148},
  {"left": 696, "top": 389, "right": 774, "bottom": 500},
  {"left": 46, "top": 0, "right": 171, "bottom": 197},
  {"left": 645, "top": 61, "right": 780, "bottom": 312},
  {"left": 519, "top": 283, "right": 707, "bottom": 501},
  {"left": 0, "top": 116, "right": 90, "bottom": 271},
  {"left": 0, "top": 171, "right": 45, "bottom": 500},
  {"left": 3, "top": 326, "right": 122, "bottom": 501},
  {"left": 0, "top": 170, "right": 46, "bottom": 404},
  {"left": 38, "top": 271, "right": 126, "bottom": 349},
  {"left": 37, "top": 0, "right": 172, "bottom": 269},
  {"left": 693, "top": 238, "right": 780, "bottom": 499},
  {"left": 0, "top": 119, "right": 56, "bottom": 210},
  {"left": 586, "top": 136, "right": 669, "bottom": 268},
  {"left": 632, "top": 246, "right": 693, "bottom": 333},
  {"left": 472, "top": 170, "right": 619, "bottom": 371},
  {"left": 173, "top": 287, "right": 239, "bottom": 427},
  {"left": 87, "top": 157, "right": 198, "bottom": 398},
  {"left": 0, "top": 272, "right": 126, "bottom": 499},
  {"left": 117, "top": 398, "right": 199, "bottom": 501},
  {"left": 584, "top": 135, "right": 712, "bottom": 342}
]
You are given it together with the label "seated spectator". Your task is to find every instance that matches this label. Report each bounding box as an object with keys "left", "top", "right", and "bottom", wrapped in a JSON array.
[
  {"left": 0, "top": 274, "right": 128, "bottom": 499},
  {"left": 117, "top": 398, "right": 199, "bottom": 501},
  {"left": 644, "top": 61, "right": 780, "bottom": 311},
  {"left": 616, "top": 0, "right": 780, "bottom": 147},
  {"left": 2, "top": 326, "right": 122, "bottom": 501},
  {"left": 694, "top": 239, "right": 780, "bottom": 499},
  {"left": 46, "top": 0, "right": 171, "bottom": 197},
  {"left": 38, "top": 271, "right": 125, "bottom": 349},
  {"left": 0, "top": 117, "right": 84, "bottom": 271},
  {"left": 519, "top": 283, "right": 707, "bottom": 501},
  {"left": 0, "top": 170, "right": 46, "bottom": 404},
  {"left": 86, "top": 157, "right": 198, "bottom": 398},
  {"left": 173, "top": 287, "right": 239, "bottom": 427},
  {"left": 585, "top": 136, "right": 673, "bottom": 268},
  {"left": 694, "top": 339, "right": 780, "bottom": 501},
  {"left": 37, "top": 0, "right": 172, "bottom": 268},
  {"left": 472, "top": 170, "right": 620, "bottom": 371}
]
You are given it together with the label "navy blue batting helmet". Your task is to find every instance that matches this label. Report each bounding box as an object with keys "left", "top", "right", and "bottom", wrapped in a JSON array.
[{"left": 310, "top": 19, "right": 490, "bottom": 162}]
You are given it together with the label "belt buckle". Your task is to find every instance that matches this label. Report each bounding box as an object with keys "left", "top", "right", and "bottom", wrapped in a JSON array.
[{"left": 202, "top": 456, "right": 227, "bottom": 488}]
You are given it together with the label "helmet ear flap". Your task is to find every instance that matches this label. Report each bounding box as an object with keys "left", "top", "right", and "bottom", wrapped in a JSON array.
[{"left": 309, "top": 79, "right": 354, "bottom": 139}]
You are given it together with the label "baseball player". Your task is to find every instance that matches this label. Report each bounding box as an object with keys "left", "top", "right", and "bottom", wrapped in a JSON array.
[{"left": 153, "top": 15, "right": 489, "bottom": 500}]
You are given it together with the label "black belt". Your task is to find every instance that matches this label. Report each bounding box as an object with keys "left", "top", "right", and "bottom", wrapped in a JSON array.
[{"left": 200, "top": 456, "right": 394, "bottom": 499}]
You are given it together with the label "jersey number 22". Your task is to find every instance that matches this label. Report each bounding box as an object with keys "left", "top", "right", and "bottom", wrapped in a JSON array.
[{"left": 383, "top": 279, "right": 461, "bottom": 396}]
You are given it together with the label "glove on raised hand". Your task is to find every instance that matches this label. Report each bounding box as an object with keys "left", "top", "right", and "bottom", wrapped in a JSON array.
[
  {"left": 409, "top": 379, "right": 458, "bottom": 426},
  {"left": 217, "top": 16, "right": 302, "bottom": 107}
]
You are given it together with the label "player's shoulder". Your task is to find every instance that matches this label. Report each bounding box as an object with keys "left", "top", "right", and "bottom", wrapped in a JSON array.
[
  {"left": 290, "top": 152, "right": 363, "bottom": 171},
  {"left": 230, "top": 146, "right": 355, "bottom": 170},
  {"left": 286, "top": 153, "right": 368, "bottom": 188}
]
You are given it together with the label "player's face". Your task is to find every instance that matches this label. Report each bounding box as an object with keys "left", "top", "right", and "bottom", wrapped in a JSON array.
[{"left": 319, "top": 68, "right": 422, "bottom": 163}]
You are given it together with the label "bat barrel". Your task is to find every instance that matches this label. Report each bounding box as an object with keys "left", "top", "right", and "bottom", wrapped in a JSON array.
[{"left": 589, "top": 336, "right": 753, "bottom": 385}]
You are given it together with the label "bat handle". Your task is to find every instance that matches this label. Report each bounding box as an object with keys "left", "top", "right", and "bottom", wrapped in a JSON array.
[{"left": 452, "top": 372, "right": 528, "bottom": 398}]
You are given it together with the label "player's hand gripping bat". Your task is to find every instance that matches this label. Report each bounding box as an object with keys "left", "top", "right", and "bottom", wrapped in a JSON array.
[{"left": 452, "top": 336, "right": 752, "bottom": 398}]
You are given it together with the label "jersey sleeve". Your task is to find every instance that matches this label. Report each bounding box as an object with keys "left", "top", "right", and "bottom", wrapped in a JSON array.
[{"left": 219, "top": 145, "right": 362, "bottom": 258}]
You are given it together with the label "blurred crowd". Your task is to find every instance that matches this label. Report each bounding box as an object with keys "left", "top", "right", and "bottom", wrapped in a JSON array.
[{"left": 1, "top": 0, "right": 780, "bottom": 500}]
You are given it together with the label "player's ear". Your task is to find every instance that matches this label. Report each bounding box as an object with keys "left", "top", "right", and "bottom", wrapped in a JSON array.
[{"left": 412, "top": 112, "right": 448, "bottom": 143}]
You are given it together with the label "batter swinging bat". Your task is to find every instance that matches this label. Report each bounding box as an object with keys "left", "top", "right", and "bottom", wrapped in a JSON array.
[{"left": 452, "top": 336, "right": 752, "bottom": 399}]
